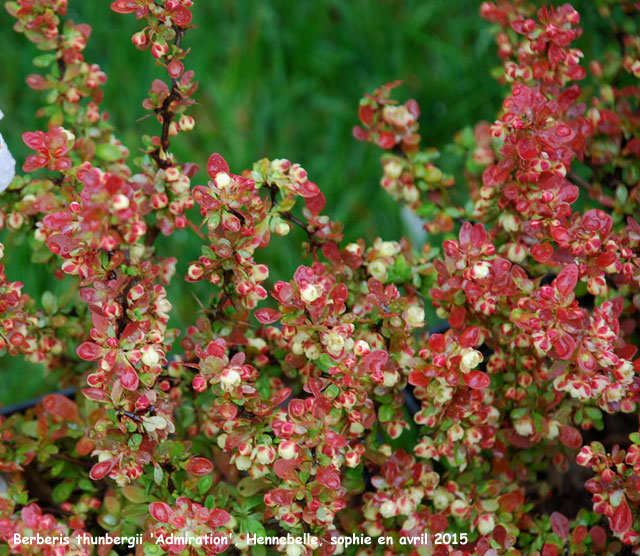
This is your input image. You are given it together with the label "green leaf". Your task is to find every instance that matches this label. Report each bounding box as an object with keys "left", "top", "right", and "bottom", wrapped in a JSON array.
[
  {"left": 379, "top": 404, "right": 394, "bottom": 422},
  {"left": 237, "top": 477, "right": 266, "bottom": 497},
  {"left": 121, "top": 503, "right": 150, "bottom": 518},
  {"left": 95, "top": 143, "right": 123, "bottom": 162},
  {"left": 122, "top": 485, "right": 147, "bottom": 503},
  {"left": 324, "top": 384, "right": 340, "bottom": 399},
  {"left": 316, "top": 353, "right": 337, "bottom": 373},
  {"left": 41, "top": 291, "right": 58, "bottom": 313},
  {"left": 343, "top": 465, "right": 365, "bottom": 494},
  {"left": 584, "top": 407, "right": 602, "bottom": 421},
  {"left": 51, "top": 460, "right": 65, "bottom": 477},
  {"left": 240, "top": 518, "right": 266, "bottom": 536},
  {"left": 52, "top": 481, "right": 75, "bottom": 504},
  {"left": 153, "top": 465, "right": 164, "bottom": 485},
  {"left": 510, "top": 407, "right": 528, "bottom": 420},
  {"left": 143, "top": 542, "right": 164, "bottom": 556},
  {"left": 198, "top": 474, "right": 213, "bottom": 495},
  {"left": 77, "top": 478, "right": 95, "bottom": 492},
  {"left": 33, "top": 53, "right": 56, "bottom": 68}
]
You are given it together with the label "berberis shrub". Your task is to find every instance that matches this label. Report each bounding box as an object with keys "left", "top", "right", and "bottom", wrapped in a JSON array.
[{"left": 0, "top": 0, "right": 639, "bottom": 555}]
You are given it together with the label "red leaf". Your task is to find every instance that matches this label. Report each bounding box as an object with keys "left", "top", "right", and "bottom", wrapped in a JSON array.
[
  {"left": 273, "top": 458, "right": 298, "bottom": 480},
  {"left": 324, "top": 431, "right": 347, "bottom": 448},
  {"left": 268, "top": 488, "right": 295, "bottom": 506},
  {"left": 270, "top": 387, "right": 292, "bottom": 407},
  {"left": 172, "top": 6, "right": 192, "bottom": 26},
  {"left": 406, "top": 99, "right": 420, "bottom": 119},
  {"left": 76, "top": 437, "right": 96, "bottom": 456},
  {"left": 558, "top": 425, "right": 582, "bottom": 449},
  {"left": 572, "top": 525, "right": 587, "bottom": 544},
  {"left": 531, "top": 243, "right": 553, "bottom": 263},
  {"left": 21, "top": 504, "right": 42, "bottom": 528},
  {"left": 609, "top": 498, "right": 632, "bottom": 534},
  {"left": 185, "top": 457, "right": 214, "bottom": 476},
  {"left": 42, "top": 394, "right": 78, "bottom": 421},
  {"left": 82, "top": 388, "right": 109, "bottom": 402},
  {"left": 110, "top": 0, "right": 137, "bottom": 14},
  {"left": 208, "top": 508, "right": 231, "bottom": 527},
  {"left": 76, "top": 342, "right": 104, "bottom": 361},
  {"left": 149, "top": 501, "right": 172, "bottom": 523},
  {"left": 596, "top": 251, "right": 617, "bottom": 269},
  {"left": 551, "top": 332, "right": 576, "bottom": 360},
  {"left": 305, "top": 191, "right": 326, "bottom": 215},
  {"left": 550, "top": 511, "right": 569, "bottom": 539},
  {"left": 503, "top": 428, "right": 532, "bottom": 448},
  {"left": 459, "top": 326, "right": 480, "bottom": 348},
  {"left": 298, "top": 180, "right": 320, "bottom": 198},
  {"left": 590, "top": 526, "right": 607, "bottom": 547},
  {"left": 449, "top": 306, "right": 466, "bottom": 330},
  {"left": 22, "top": 131, "right": 45, "bottom": 149},
  {"left": 408, "top": 369, "right": 430, "bottom": 387},
  {"left": 352, "top": 125, "right": 368, "bottom": 141},
  {"left": 254, "top": 308, "right": 281, "bottom": 324},
  {"left": 90, "top": 459, "right": 115, "bottom": 480},
  {"left": 119, "top": 364, "right": 139, "bottom": 391},
  {"left": 206, "top": 153, "right": 230, "bottom": 178},
  {"left": 377, "top": 131, "right": 396, "bottom": 149},
  {"left": 316, "top": 466, "right": 341, "bottom": 490},
  {"left": 43, "top": 211, "right": 73, "bottom": 231},
  {"left": 358, "top": 104, "right": 375, "bottom": 126},
  {"left": 516, "top": 138, "right": 538, "bottom": 160},
  {"left": 463, "top": 370, "right": 490, "bottom": 390},
  {"left": 554, "top": 264, "right": 578, "bottom": 296}
]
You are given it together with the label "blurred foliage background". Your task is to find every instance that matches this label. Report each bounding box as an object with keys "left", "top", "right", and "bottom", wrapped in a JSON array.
[{"left": 0, "top": 0, "right": 606, "bottom": 404}]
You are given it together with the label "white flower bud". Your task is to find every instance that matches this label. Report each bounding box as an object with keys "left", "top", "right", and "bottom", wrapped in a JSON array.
[
  {"left": 477, "top": 514, "right": 496, "bottom": 536},
  {"left": 368, "top": 260, "right": 388, "bottom": 282},
  {"left": 286, "top": 544, "right": 303, "bottom": 556},
  {"left": 325, "top": 331, "right": 345, "bottom": 356},
  {"left": 514, "top": 417, "right": 534, "bottom": 437},
  {"left": 379, "top": 500, "right": 397, "bottom": 518},
  {"left": 300, "top": 283, "right": 321, "bottom": 303},
  {"left": 234, "top": 455, "right": 252, "bottom": 471},
  {"left": 214, "top": 172, "right": 232, "bottom": 189},
  {"left": 278, "top": 441, "right": 298, "bottom": 460},
  {"left": 471, "top": 261, "right": 491, "bottom": 280},
  {"left": 378, "top": 240, "right": 400, "bottom": 258},
  {"left": 385, "top": 160, "right": 403, "bottom": 179},
  {"left": 112, "top": 194, "right": 130, "bottom": 210},
  {"left": 220, "top": 368, "right": 242, "bottom": 391},
  {"left": 405, "top": 305, "right": 425, "bottom": 328},
  {"left": 141, "top": 346, "right": 160, "bottom": 367},
  {"left": 460, "top": 348, "right": 483, "bottom": 372}
]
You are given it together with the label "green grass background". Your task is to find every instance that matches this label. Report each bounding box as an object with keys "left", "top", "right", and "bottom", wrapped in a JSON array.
[{"left": 0, "top": 0, "right": 606, "bottom": 405}]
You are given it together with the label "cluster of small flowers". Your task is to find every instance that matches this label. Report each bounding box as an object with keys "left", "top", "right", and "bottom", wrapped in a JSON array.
[
  {"left": 363, "top": 2, "right": 640, "bottom": 553},
  {"left": 1, "top": 0, "right": 640, "bottom": 555},
  {"left": 0, "top": 243, "right": 67, "bottom": 366},
  {"left": 188, "top": 154, "right": 343, "bottom": 311},
  {"left": 480, "top": 2, "right": 585, "bottom": 87},
  {"left": 577, "top": 433, "right": 640, "bottom": 545},
  {"left": 0, "top": 504, "right": 91, "bottom": 556},
  {"left": 148, "top": 498, "right": 231, "bottom": 555},
  {"left": 353, "top": 82, "right": 459, "bottom": 232},
  {"left": 2, "top": 0, "right": 119, "bottom": 233},
  {"left": 3, "top": 0, "right": 206, "bottom": 494}
]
